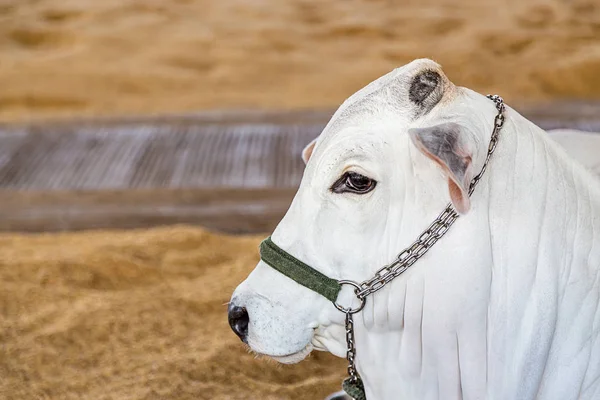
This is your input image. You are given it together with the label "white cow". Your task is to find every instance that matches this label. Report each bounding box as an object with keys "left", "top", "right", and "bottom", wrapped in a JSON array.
[{"left": 229, "top": 59, "right": 600, "bottom": 400}]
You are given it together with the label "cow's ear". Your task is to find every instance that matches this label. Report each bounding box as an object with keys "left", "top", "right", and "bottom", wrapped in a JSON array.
[
  {"left": 302, "top": 139, "right": 317, "bottom": 165},
  {"left": 408, "top": 122, "right": 473, "bottom": 214}
]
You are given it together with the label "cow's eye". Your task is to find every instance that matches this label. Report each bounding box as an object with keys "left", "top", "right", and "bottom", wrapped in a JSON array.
[{"left": 331, "top": 171, "right": 377, "bottom": 194}]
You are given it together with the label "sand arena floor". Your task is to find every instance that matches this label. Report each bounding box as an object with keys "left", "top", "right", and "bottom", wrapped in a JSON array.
[
  {"left": 0, "top": 0, "right": 600, "bottom": 122},
  {"left": 0, "top": 227, "right": 346, "bottom": 399}
]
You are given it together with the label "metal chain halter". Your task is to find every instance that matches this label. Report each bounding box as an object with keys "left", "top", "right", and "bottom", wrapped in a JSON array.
[{"left": 336, "top": 95, "right": 506, "bottom": 397}]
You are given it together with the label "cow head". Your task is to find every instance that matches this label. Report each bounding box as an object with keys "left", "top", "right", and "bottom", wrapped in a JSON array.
[{"left": 228, "top": 59, "right": 497, "bottom": 363}]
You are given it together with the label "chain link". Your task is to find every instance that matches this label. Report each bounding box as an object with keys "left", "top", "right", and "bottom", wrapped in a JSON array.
[
  {"left": 341, "top": 95, "right": 505, "bottom": 387},
  {"left": 345, "top": 311, "right": 359, "bottom": 383}
]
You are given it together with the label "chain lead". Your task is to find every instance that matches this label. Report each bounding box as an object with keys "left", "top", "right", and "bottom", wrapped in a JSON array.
[{"left": 345, "top": 311, "right": 359, "bottom": 383}]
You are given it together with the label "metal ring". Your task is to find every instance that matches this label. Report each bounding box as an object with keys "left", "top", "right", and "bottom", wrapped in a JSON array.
[{"left": 333, "top": 280, "right": 367, "bottom": 314}]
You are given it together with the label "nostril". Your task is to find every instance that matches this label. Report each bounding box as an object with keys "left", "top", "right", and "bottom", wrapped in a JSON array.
[{"left": 228, "top": 305, "right": 249, "bottom": 342}]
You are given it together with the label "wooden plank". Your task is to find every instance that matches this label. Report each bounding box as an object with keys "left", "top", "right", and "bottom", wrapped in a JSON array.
[
  {"left": 0, "top": 122, "right": 321, "bottom": 191},
  {"left": 0, "top": 189, "right": 296, "bottom": 234},
  {"left": 0, "top": 106, "right": 598, "bottom": 233}
]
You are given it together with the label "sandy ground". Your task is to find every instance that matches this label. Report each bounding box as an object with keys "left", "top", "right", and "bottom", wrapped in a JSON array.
[
  {"left": 0, "top": 226, "right": 346, "bottom": 399},
  {"left": 0, "top": 0, "right": 599, "bottom": 122}
]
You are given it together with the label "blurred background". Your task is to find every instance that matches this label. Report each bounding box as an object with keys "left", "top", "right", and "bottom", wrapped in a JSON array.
[{"left": 1, "top": 0, "right": 599, "bottom": 399}]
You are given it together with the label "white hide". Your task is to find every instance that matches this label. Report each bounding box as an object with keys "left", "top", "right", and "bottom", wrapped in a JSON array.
[{"left": 230, "top": 59, "right": 600, "bottom": 400}]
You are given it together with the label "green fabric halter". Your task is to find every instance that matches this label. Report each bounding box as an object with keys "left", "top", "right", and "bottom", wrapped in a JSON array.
[
  {"left": 259, "top": 237, "right": 366, "bottom": 400},
  {"left": 259, "top": 237, "right": 342, "bottom": 302}
]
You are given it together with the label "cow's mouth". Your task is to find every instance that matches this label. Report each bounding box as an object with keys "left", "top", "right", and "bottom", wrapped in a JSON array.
[{"left": 269, "top": 343, "right": 313, "bottom": 364}]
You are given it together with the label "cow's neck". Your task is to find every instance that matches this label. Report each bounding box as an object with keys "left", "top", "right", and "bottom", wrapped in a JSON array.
[
  {"left": 350, "top": 115, "right": 600, "bottom": 399},
  {"left": 484, "top": 115, "right": 600, "bottom": 399}
]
